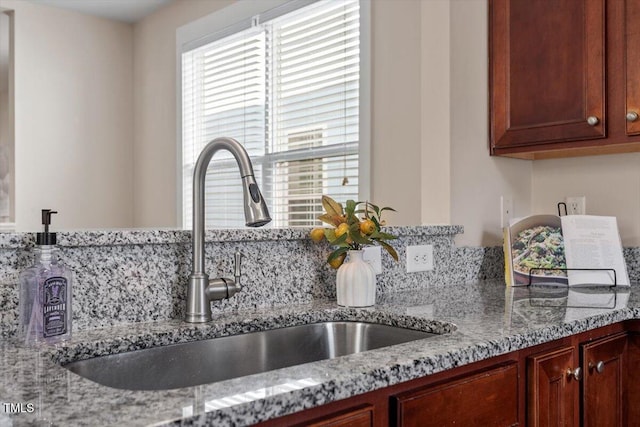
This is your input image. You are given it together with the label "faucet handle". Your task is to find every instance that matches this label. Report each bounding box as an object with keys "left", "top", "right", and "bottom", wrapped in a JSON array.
[
  {"left": 203, "top": 252, "right": 243, "bottom": 302},
  {"left": 234, "top": 251, "right": 242, "bottom": 283},
  {"left": 207, "top": 278, "right": 240, "bottom": 300}
]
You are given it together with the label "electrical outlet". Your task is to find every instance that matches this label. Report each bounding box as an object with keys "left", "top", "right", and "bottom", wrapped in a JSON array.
[
  {"left": 501, "top": 196, "right": 513, "bottom": 228},
  {"left": 565, "top": 196, "right": 586, "bottom": 215},
  {"left": 406, "top": 245, "right": 434, "bottom": 273},
  {"left": 362, "top": 246, "right": 382, "bottom": 275}
]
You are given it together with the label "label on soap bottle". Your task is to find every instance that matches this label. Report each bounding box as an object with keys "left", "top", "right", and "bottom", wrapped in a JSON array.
[{"left": 42, "top": 277, "right": 68, "bottom": 338}]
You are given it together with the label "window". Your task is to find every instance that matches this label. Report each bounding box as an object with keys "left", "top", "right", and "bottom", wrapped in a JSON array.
[{"left": 180, "top": 0, "right": 364, "bottom": 228}]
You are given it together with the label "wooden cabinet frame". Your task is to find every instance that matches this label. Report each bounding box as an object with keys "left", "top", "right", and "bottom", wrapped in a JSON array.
[
  {"left": 490, "top": 0, "right": 640, "bottom": 159},
  {"left": 257, "top": 321, "right": 640, "bottom": 426}
]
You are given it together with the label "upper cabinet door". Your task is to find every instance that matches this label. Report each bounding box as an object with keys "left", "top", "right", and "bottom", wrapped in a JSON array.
[
  {"left": 490, "top": 0, "right": 606, "bottom": 152},
  {"left": 626, "top": 0, "right": 640, "bottom": 135}
]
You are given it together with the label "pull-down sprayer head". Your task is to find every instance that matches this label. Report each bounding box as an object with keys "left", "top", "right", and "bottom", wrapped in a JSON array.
[{"left": 241, "top": 175, "right": 271, "bottom": 227}]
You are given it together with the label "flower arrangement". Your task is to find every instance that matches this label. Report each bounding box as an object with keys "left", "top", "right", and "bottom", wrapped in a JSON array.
[{"left": 310, "top": 195, "right": 398, "bottom": 269}]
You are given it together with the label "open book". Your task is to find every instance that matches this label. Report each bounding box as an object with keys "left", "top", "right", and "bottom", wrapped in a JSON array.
[{"left": 504, "top": 214, "right": 629, "bottom": 287}]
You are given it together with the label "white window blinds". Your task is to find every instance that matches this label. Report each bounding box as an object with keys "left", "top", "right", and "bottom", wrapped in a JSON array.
[{"left": 181, "top": 0, "right": 360, "bottom": 228}]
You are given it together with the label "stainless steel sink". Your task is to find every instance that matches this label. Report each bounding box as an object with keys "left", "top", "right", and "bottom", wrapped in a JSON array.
[{"left": 63, "top": 321, "right": 437, "bottom": 390}]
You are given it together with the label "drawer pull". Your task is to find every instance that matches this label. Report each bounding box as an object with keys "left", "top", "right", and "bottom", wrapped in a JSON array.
[
  {"left": 587, "top": 116, "right": 600, "bottom": 126},
  {"left": 567, "top": 367, "right": 582, "bottom": 381},
  {"left": 627, "top": 111, "right": 639, "bottom": 122},
  {"left": 589, "top": 361, "right": 605, "bottom": 374}
]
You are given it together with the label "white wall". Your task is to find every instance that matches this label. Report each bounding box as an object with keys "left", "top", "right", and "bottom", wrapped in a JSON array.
[
  {"left": 0, "top": 0, "right": 134, "bottom": 231},
  {"left": 1, "top": 10, "right": 14, "bottom": 224},
  {"left": 369, "top": 0, "right": 422, "bottom": 226},
  {"left": 532, "top": 154, "right": 640, "bottom": 246},
  {"left": 449, "top": 0, "right": 532, "bottom": 246},
  {"left": 132, "top": 0, "right": 232, "bottom": 228},
  {"left": 0, "top": 88, "right": 11, "bottom": 223},
  {"left": 421, "top": 0, "right": 451, "bottom": 225}
]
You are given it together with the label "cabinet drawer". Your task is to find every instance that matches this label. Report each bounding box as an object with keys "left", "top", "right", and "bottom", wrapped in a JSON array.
[
  {"left": 299, "top": 404, "right": 373, "bottom": 427},
  {"left": 392, "top": 362, "right": 519, "bottom": 427}
]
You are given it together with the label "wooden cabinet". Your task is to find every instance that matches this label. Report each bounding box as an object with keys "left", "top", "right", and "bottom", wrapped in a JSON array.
[
  {"left": 626, "top": 0, "right": 640, "bottom": 136},
  {"left": 259, "top": 323, "right": 639, "bottom": 427},
  {"left": 527, "top": 346, "right": 578, "bottom": 426},
  {"left": 392, "top": 362, "right": 519, "bottom": 427},
  {"left": 258, "top": 402, "right": 379, "bottom": 427},
  {"left": 489, "top": 0, "right": 640, "bottom": 159},
  {"left": 302, "top": 405, "right": 374, "bottom": 427},
  {"left": 527, "top": 332, "right": 628, "bottom": 427},
  {"left": 627, "top": 330, "right": 640, "bottom": 422},
  {"left": 581, "top": 333, "right": 627, "bottom": 426}
]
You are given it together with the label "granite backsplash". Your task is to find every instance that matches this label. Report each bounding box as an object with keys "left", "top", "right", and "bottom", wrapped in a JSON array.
[{"left": 0, "top": 224, "right": 586, "bottom": 338}]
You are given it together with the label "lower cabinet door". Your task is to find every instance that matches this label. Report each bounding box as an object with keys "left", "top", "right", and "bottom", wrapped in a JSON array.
[
  {"left": 581, "top": 333, "right": 627, "bottom": 427},
  {"left": 392, "top": 362, "right": 519, "bottom": 427},
  {"left": 527, "top": 345, "right": 578, "bottom": 427},
  {"left": 628, "top": 332, "right": 640, "bottom": 423}
]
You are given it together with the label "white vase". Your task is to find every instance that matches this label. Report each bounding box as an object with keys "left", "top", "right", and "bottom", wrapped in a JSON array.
[{"left": 336, "top": 250, "right": 376, "bottom": 307}]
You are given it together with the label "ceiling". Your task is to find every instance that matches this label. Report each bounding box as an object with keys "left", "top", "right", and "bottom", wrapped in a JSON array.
[{"left": 26, "top": 0, "right": 174, "bottom": 24}]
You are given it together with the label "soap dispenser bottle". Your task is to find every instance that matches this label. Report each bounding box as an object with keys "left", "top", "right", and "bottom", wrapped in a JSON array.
[{"left": 19, "top": 209, "right": 73, "bottom": 346}]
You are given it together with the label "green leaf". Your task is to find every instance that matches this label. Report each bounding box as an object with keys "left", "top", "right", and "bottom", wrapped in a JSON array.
[
  {"left": 371, "top": 216, "right": 381, "bottom": 229},
  {"left": 346, "top": 212, "right": 359, "bottom": 225},
  {"left": 379, "top": 241, "right": 399, "bottom": 261},
  {"left": 327, "top": 246, "right": 349, "bottom": 263},
  {"left": 329, "top": 232, "right": 349, "bottom": 246},
  {"left": 324, "top": 228, "right": 337, "bottom": 241},
  {"left": 345, "top": 200, "right": 357, "bottom": 216},
  {"left": 369, "top": 230, "right": 381, "bottom": 239},
  {"left": 375, "top": 232, "right": 398, "bottom": 240},
  {"left": 380, "top": 207, "right": 397, "bottom": 213},
  {"left": 350, "top": 229, "right": 374, "bottom": 246}
]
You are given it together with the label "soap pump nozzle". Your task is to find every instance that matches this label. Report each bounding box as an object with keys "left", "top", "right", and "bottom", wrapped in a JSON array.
[{"left": 36, "top": 209, "right": 58, "bottom": 246}]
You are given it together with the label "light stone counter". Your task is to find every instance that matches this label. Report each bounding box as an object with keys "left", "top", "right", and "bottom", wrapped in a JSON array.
[{"left": 1, "top": 280, "right": 638, "bottom": 426}]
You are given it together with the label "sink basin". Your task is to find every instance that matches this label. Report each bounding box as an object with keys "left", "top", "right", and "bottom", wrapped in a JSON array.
[{"left": 64, "top": 321, "right": 437, "bottom": 390}]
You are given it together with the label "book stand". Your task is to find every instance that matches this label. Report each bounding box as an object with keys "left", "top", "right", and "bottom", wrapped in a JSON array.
[{"left": 525, "top": 268, "right": 622, "bottom": 309}]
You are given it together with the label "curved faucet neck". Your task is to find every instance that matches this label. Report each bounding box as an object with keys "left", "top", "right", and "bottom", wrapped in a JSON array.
[
  {"left": 191, "top": 137, "right": 255, "bottom": 275},
  {"left": 187, "top": 136, "right": 270, "bottom": 323}
]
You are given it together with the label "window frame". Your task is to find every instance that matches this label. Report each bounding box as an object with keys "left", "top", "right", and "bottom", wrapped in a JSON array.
[{"left": 176, "top": 0, "right": 371, "bottom": 228}]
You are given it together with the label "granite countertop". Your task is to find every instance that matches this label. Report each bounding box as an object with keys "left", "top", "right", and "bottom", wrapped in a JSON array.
[{"left": 2, "top": 280, "right": 639, "bottom": 426}]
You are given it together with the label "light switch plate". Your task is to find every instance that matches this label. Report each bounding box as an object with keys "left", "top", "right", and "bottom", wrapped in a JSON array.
[{"left": 501, "top": 196, "right": 513, "bottom": 228}]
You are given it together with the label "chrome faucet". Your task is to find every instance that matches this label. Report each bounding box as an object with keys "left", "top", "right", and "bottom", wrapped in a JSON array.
[{"left": 186, "top": 137, "right": 271, "bottom": 323}]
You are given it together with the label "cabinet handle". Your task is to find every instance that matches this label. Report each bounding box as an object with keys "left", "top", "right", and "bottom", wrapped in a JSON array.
[
  {"left": 627, "top": 111, "right": 639, "bottom": 122},
  {"left": 589, "top": 361, "right": 605, "bottom": 374},
  {"left": 587, "top": 116, "right": 600, "bottom": 126},
  {"left": 567, "top": 367, "right": 582, "bottom": 381}
]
